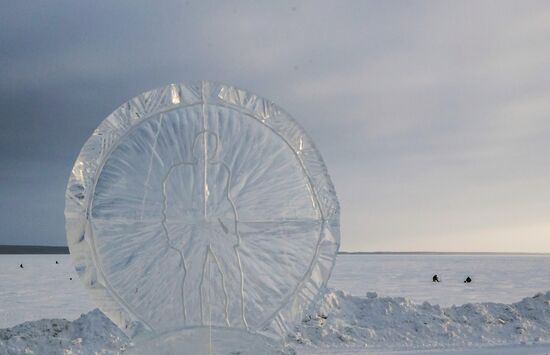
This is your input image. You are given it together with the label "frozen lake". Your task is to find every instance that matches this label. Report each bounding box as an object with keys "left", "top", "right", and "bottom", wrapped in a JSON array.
[
  {"left": 330, "top": 254, "right": 550, "bottom": 306},
  {"left": 1, "top": 254, "right": 550, "bottom": 329},
  {"left": 0, "top": 255, "right": 93, "bottom": 329}
]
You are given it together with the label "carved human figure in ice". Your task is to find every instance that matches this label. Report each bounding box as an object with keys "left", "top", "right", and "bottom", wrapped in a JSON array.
[{"left": 161, "top": 131, "right": 248, "bottom": 329}]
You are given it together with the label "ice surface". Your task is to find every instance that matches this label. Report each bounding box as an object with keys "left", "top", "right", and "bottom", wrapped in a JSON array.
[
  {"left": 1, "top": 255, "right": 550, "bottom": 354},
  {"left": 0, "top": 255, "right": 93, "bottom": 329},
  {"left": 64, "top": 82, "right": 340, "bottom": 352},
  {"left": 2, "top": 254, "right": 549, "bottom": 329},
  {"left": 329, "top": 254, "right": 550, "bottom": 306}
]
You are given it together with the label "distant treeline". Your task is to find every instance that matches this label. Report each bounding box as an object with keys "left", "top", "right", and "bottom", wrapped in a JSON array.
[{"left": 0, "top": 245, "right": 69, "bottom": 254}]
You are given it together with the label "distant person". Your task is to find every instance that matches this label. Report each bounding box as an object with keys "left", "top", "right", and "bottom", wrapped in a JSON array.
[
  {"left": 432, "top": 274, "right": 440, "bottom": 282},
  {"left": 55, "top": 261, "right": 59, "bottom": 264},
  {"left": 19, "top": 264, "right": 23, "bottom": 269},
  {"left": 464, "top": 276, "right": 472, "bottom": 283}
]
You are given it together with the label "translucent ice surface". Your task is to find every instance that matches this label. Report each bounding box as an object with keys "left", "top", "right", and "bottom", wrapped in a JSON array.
[{"left": 65, "top": 82, "right": 340, "bottom": 353}]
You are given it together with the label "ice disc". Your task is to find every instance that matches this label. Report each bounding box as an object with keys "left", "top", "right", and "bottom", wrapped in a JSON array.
[{"left": 65, "top": 82, "right": 340, "bottom": 352}]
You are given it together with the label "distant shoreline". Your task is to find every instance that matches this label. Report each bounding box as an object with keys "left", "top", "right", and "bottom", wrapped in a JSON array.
[
  {"left": 0, "top": 245, "right": 69, "bottom": 254},
  {"left": 1, "top": 245, "right": 549, "bottom": 255}
]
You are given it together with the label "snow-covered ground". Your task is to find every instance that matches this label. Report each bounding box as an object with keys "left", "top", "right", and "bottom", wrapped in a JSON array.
[
  {"left": 1, "top": 254, "right": 550, "bottom": 354},
  {"left": 3, "top": 254, "right": 550, "bottom": 328},
  {"left": 294, "top": 289, "right": 550, "bottom": 353},
  {"left": 0, "top": 255, "right": 93, "bottom": 329},
  {"left": 330, "top": 254, "right": 550, "bottom": 307}
]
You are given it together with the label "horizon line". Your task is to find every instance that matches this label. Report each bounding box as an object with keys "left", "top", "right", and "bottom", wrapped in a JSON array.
[
  {"left": 1, "top": 245, "right": 549, "bottom": 256},
  {"left": 339, "top": 251, "right": 550, "bottom": 255}
]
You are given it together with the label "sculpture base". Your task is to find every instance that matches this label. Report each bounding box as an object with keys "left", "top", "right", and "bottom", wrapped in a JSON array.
[{"left": 125, "top": 327, "right": 283, "bottom": 355}]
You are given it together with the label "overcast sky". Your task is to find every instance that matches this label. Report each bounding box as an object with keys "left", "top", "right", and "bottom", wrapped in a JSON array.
[{"left": 1, "top": 1, "right": 550, "bottom": 252}]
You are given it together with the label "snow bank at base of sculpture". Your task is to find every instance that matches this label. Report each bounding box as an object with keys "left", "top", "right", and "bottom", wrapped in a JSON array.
[
  {"left": 127, "top": 328, "right": 283, "bottom": 355},
  {"left": 0, "top": 310, "right": 292, "bottom": 355},
  {"left": 2, "top": 290, "right": 550, "bottom": 354},
  {"left": 292, "top": 289, "right": 550, "bottom": 349},
  {"left": 0, "top": 309, "right": 127, "bottom": 355}
]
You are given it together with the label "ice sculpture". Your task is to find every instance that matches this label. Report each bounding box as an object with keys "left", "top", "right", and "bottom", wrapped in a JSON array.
[{"left": 65, "top": 82, "right": 340, "bottom": 354}]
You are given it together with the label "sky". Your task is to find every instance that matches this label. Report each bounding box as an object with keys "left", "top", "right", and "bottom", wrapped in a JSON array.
[{"left": 1, "top": 0, "right": 550, "bottom": 252}]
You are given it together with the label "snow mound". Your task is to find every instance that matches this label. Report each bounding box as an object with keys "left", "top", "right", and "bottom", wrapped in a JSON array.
[
  {"left": 0, "top": 309, "right": 128, "bottom": 354},
  {"left": 1, "top": 290, "right": 550, "bottom": 354},
  {"left": 290, "top": 289, "right": 550, "bottom": 350}
]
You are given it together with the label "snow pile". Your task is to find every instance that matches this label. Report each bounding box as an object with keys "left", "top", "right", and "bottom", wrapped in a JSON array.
[
  {"left": 1, "top": 290, "right": 550, "bottom": 354},
  {"left": 290, "top": 289, "right": 550, "bottom": 350},
  {"left": 0, "top": 309, "right": 127, "bottom": 354}
]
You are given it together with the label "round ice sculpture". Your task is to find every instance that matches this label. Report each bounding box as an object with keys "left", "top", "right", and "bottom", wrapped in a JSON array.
[{"left": 65, "top": 82, "right": 340, "bottom": 354}]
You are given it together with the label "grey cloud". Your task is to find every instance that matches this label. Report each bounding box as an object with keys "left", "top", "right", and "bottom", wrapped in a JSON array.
[{"left": 1, "top": 0, "right": 549, "bottom": 250}]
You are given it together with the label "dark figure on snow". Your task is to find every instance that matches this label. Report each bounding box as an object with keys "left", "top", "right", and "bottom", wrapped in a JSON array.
[
  {"left": 55, "top": 261, "right": 59, "bottom": 264},
  {"left": 464, "top": 276, "right": 472, "bottom": 283},
  {"left": 19, "top": 264, "right": 23, "bottom": 269},
  {"left": 432, "top": 274, "right": 440, "bottom": 282}
]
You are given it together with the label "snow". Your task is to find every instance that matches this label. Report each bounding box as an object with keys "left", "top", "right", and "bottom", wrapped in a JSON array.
[
  {"left": 2, "top": 291, "right": 550, "bottom": 354},
  {"left": 291, "top": 289, "right": 550, "bottom": 350},
  {"left": 329, "top": 254, "right": 550, "bottom": 307},
  {"left": 299, "top": 344, "right": 550, "bottom": 354},
  {"left": 0, "top": 309, "right": 126, "bottom": 355},
  {"left": 0, "top": 255, "right": 93, "bottom": 329},
  {"left": 1, "top": 254, "right": 550, "bottom": 354}
]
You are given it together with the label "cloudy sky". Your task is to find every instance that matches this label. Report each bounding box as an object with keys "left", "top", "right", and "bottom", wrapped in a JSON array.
[{"left": 1, "top": 1, "right": 550, "bottom": 252}]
